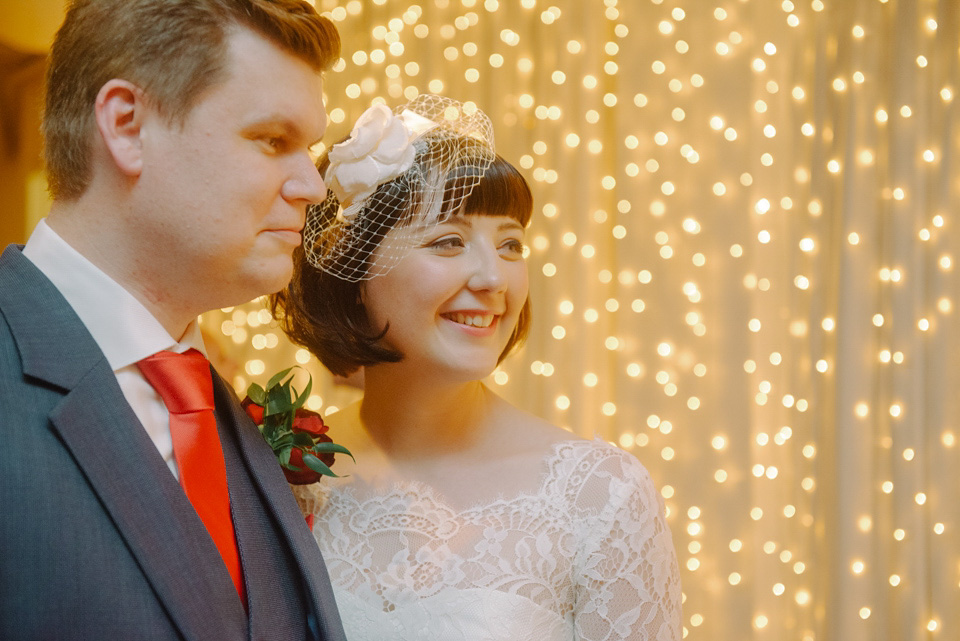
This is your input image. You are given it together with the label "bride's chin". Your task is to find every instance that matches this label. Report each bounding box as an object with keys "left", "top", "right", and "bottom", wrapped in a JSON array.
[{"left": 446, "top": 362, "right": 500, "bottom": 385}]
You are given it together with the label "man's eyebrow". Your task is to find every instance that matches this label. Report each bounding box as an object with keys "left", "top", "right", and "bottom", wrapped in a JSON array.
[{"left": 245, "top": 115, "right": 323, "bottom": 146}]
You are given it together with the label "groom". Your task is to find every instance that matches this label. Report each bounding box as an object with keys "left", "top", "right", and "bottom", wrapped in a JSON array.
[{"left": 0, "top": 1, "right": 346, "bottom": 639}]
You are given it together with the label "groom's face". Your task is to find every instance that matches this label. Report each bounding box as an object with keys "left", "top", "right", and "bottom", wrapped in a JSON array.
[{"left": 135, "top": 26, "right": 328, "bottom": 309}]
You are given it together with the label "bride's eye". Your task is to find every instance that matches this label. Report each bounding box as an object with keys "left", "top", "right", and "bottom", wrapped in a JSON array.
[
  {"left": 499, "top": 238, "right": 525, "bottom": 258},
  {"left": 427, "top": 235, "right": 465, "bottom": 253}
]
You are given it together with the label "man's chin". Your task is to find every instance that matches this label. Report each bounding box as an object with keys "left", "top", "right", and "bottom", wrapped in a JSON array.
[
  {"left": 260, "top": 268, "right": 294, "bottom": 298},
  {"left": 233, "top": 263, "right": 294, "bottom": 303}
]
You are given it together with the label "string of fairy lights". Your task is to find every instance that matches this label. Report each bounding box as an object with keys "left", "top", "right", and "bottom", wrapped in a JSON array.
[{"left": 201, "top": 1, "right": 959, "bottom": 639}]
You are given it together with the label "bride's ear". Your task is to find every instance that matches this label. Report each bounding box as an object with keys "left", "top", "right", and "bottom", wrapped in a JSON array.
[{"left": 94, "top": 79, "right": 147, "bottom": 178}]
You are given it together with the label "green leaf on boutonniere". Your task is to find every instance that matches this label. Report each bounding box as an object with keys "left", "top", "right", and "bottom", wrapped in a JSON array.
[
  {"left": 292, "top": 432, "right": 315, "bottom": 448},
  {"left": 278, "top": 445, "right": 292, "bottom": 468},
  {"left": 312, "top": 442, "right": 356, "bottom": 460},
  {"left": 266, "top": 367, "right": 294, "bottom": 391},
  {"left": 292, "top": 383, "right": 311, "bottom": 411},
  {"left": 302, "top": 452, "right": 336, "bottom": 477},
  {"left": 247, "top": 383, "right": 266, "bottom": 406},
  {"left": 243, "top": 366, "right": 353, "bottom": 484},
  {"left": 265, "top": 397, "right": 291, "bottom": 418}
]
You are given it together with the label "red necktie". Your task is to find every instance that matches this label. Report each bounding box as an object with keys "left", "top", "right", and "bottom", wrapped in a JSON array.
[{"left": 137, "top": 349, "right": 246, "bottom": 605}]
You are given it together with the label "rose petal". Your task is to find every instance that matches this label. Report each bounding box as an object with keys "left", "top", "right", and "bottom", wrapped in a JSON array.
[
  {"left": 292, "top": 412, "right": 329, "bottom": 438},
  {"left": 284, "top": 448, "right": 323, "bottom": 485},
  {"left": 240, "top": 397, "right": 264, "bottom": 425}
]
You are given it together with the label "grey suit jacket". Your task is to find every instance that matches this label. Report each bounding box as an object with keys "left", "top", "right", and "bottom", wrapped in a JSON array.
[{"left": 0, "top": 245, "right": 346, "bottom": 641}]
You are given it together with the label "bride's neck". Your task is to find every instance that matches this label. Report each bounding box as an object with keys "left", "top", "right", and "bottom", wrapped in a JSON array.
[{"left": 359, "top": 367, "right": 493, "bottom": 459}]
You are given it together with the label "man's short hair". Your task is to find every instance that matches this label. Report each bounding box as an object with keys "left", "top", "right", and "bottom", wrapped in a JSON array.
[{"left": 44, "top": 0, "right": 341, "bottom": 201}]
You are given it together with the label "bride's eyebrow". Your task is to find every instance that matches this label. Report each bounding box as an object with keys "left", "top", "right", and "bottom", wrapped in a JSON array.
[
  {"left": 431, "top": 217, "right": 525, "bottom": 236},
  {"left": 432, "top": 216, "right": 472, "bottom": 230}
]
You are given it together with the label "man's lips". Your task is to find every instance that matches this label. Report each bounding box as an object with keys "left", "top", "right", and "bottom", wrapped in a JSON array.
[{"left": 263, "top": 229, "right": 302, "bottom": 245}]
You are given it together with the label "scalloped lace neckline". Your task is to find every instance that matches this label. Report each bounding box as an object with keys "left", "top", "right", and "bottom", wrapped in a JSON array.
[{"left": 321, "top": 436, "right": 597, "bottom": 515}]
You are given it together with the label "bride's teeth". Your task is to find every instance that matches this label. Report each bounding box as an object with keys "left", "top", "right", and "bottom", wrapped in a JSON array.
[{"left": 448, "top": 313, "right": 493, "bottom": 327}]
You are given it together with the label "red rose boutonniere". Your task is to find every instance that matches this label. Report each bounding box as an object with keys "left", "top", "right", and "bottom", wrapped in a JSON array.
[{"left": 242, "top": 367, "right": 353, "bottom": 485}]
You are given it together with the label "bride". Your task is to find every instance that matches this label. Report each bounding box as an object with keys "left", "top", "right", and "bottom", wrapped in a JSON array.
[{"left": 273, "top": 95, "right": 682, "bottom": 640}]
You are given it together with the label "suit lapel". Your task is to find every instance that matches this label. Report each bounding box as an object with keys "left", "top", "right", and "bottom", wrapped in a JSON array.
[
  {"left": 214, "top": 375, "right": 346, "bottom": 641},
  {"left": 0, "top": 246, "right": 104, "bottom": 391},
  {"left": 51, "top": 371, "right": 248, "bottom": 641},
  {"left": 1, "top": 247, "right": 246, "bottom": 641}
]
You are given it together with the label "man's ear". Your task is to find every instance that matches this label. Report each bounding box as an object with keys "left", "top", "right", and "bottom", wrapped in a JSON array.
[{"left": 94, "top": 79, "right": 148, "bottom": 177}]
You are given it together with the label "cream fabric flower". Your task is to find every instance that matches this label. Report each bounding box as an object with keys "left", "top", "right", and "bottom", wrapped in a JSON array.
[{"left": 325, "top": 104, "right": 428, "bottom": 219}]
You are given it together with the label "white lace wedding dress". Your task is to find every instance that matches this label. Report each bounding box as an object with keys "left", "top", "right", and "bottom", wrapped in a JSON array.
[{"left": 296, "top": 438, "right": 682, "bottom": 640}]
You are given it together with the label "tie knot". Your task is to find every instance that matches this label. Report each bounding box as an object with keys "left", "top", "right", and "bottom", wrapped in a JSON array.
[{"left": 137, "top": 349, "right": 215, "bottom": 414}]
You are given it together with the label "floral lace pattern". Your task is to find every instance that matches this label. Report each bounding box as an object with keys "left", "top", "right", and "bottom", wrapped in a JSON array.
[{"left": 297, "top": 438, "right": 682, "bottom": 640}]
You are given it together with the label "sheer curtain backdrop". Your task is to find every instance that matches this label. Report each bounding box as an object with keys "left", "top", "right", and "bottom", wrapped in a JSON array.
[{"left": 202, "top": 1, "right": 960, "bottom": 638}]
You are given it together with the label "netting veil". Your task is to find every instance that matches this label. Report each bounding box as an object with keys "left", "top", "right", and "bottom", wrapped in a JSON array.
[{"left": 303, "top": 94, "right": 497, "bottom": 282}]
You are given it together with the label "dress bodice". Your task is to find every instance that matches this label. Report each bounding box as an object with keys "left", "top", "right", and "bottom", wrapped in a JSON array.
[{"left": 296, "top": 438, "right": 682, "bottom": 640}]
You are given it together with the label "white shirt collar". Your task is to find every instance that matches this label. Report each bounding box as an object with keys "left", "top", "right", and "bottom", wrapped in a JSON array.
[{"left": 22, "top": 219, "right": 207, "bottom": 370}]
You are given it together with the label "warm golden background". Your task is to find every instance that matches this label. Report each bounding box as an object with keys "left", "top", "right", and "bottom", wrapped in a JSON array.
[{"left": 2, "top": 1, "right": 958, "bottom": 639}]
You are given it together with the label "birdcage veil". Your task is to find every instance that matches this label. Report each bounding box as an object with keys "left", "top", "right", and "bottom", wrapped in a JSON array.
[{"left": 303, "top": 94, "right": 496, "bottom": 282}]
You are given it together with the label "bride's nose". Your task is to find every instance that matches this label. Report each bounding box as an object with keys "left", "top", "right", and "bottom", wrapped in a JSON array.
[{"left": 467, "top": 243, "right": 508, "bottom": 292}]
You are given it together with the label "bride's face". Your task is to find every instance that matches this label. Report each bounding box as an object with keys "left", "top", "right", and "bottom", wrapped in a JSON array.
[{"left": 361, "top": 213, "right": 528, "bottom": 380}]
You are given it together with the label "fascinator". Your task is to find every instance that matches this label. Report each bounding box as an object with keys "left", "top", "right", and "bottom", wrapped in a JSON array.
[{"left": 303, "top": 94, "right": 496, "bottom": 282}]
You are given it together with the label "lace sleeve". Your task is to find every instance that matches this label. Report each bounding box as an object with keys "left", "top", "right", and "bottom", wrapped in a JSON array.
[{"left": 572, "top": 447, "right": 682, "bottom": 641}]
